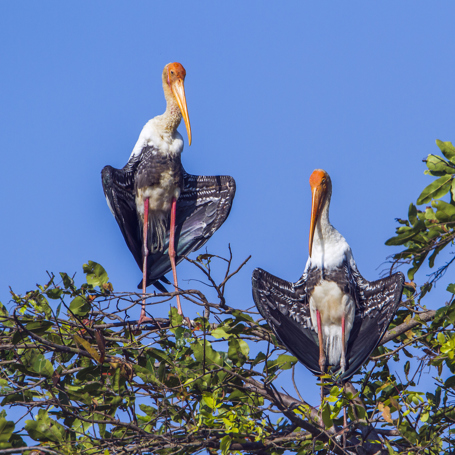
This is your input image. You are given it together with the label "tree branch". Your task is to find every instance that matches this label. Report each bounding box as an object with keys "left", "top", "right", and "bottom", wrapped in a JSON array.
[{"left": 380, "top": 310, "right": 436, "bottom": 345}]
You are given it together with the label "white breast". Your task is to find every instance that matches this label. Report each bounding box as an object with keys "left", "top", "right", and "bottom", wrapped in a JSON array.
[
  {"left": 130, "top": 118, "right": 184, "bottom": 160},
  {"left": 310, "top": 226, "right": 352, "bottom": 270}
]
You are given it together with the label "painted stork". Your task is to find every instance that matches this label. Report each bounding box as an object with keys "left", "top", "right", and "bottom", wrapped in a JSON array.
[
  {"left": 252, "top": 169, "right": 404, "bottom": 385},
  {"left": 101, "top": 63, "right": 236, "bottom": 323}
]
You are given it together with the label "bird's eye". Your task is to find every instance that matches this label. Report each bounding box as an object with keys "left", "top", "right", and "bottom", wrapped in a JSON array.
[{"left": 170, "top": 70, "right": 175, "bottom": 75}]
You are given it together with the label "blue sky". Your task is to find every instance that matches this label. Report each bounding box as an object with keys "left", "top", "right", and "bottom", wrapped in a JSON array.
[{"left": 1, "top": 2, "right": 455, "bottom": 408}]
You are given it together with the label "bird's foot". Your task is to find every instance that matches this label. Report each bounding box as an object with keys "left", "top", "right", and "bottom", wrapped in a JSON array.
[
  {"left": 318, "top": 357, "right": 326, "bottom": 375},
  {"left": 340, "top": 358, "right": 346, "bottom": 373},
  {"left": 137, "top": 314, "right": 154, "bottom": 326},
  {"left": 136, "top": 307, "right": 162, "bottom": 330}
]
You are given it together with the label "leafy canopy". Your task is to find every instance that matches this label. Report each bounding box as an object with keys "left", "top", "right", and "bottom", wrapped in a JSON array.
[{"left": 3, "top": 141, "right": 455, "bottom": 454}]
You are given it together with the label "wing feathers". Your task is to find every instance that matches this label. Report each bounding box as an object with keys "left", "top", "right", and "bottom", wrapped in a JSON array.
[
  {"left": 339, "top": 271, "right": 405, "bottom": 380},
  {"left": 142, "top": 173, "right": 236, "bottom": 286},
  {"left": 252, "top": 266, "right": 404, "bottom": 381},
  {"left": 101, "top": 165, "right": 142, "bottom": 270},
  {"left": 102, "top": 161, "right": 235, "bottom": 288},
  {"left": 252, "top": 268, "right": 321, "bottom": 374}
]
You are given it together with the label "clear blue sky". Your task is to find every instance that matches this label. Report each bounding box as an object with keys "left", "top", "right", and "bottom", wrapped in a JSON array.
[{"left": 1, "top": 2, "right": 455, "bottom": 407}]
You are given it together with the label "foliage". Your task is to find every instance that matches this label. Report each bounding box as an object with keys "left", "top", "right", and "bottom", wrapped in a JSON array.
[
  {"left": 386, "top": 140, "right": 455, "bottom": 284},
  {"left": 3, "top": 142, "right": 455, "bottom": 454}
]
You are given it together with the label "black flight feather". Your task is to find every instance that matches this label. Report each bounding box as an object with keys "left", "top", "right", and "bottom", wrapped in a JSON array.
[
  {"left": 252, "top": 266, "right": 404, "bottom": 381},
  {"left": 102, "top": 156, "right": 235, "bottom": 290}
]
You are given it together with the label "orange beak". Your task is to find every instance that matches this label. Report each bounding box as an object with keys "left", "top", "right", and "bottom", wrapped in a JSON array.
[
  {"left": 308, "top": 183, "right": 326, "bottom": 257},
  {"left": 170, "top": 77, "right": 192, "bottom": 146}
]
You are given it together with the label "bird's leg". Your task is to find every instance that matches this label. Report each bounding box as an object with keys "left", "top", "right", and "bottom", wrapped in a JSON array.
[
  {"left": 343, "top": 388, "right": 347, "bottom": 448},
  {"left": 169, "top": 196, "right": 183, "bottom": 316},
  {"left": 317, "top": 309, "right": 326, "bottom": 404},
  {"left": 138, "top": 198, "right": 150, "bottom": 325},
  {"left": 341, "top": 317, "right": 347, "bottom": 447},
  {"left": 341, "top": 315, "right": 346, "bottom": 373}
]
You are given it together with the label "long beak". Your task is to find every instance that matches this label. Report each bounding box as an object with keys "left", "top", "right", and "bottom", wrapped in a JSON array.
[
  {"left": 171, "top": 79, "right": 192, "bottom": 146},
  {"left": 308, "top": 186, "right": 325, "bottom": 257}
]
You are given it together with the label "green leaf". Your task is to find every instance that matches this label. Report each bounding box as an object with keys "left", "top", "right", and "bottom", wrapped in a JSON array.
[
  {"left": 196, "top": 253, "right": 215, "bottom": 263},
  {"left": 220, "top": 435, "right": 231, "bottom": 455},
  {"left": 60, "top": 272, "right": 75, "bottom": 289},
  {"left": 211, "top": 327, "right": 231, "bottom": 339},
  {"left": 321, "top": 403, "right": 333, "bottom": 428},
  {"left": 433, "top": 200, "right": 455, "bottom": 222},
  {"left": 385, "top": 220, "right": 426, "bottom": 246},
  {"left": 83, "top": 261, "right": 108, "bottom": 287},
  {"left": 417, "top": 174, "right": 453, "bottom": 205},
  {"left": 420, "top": 411, "right": 429, "bottom": 423},
  {"left": 25, "top": 410, "right": 65, "bottom": 443},
  {"left": 447, "top": 284, "right": 455, "bottom": 294},
  {"left": 73, "top": 334, "right": 101, "bottom": 363},
  {"left": 275, "top": 354, "right": 297, "bottom": 370},
  {"left": 384, "top": 438, "right": 396, "bottom": 455},
  {"left": 139, "top": 404, "right": 157, "bottom": 417},
  {"left": 436, "top": 139, "right": 455, "bottom": 164},
  {"left": 425, "top": 206, "right": 437, "bottom": 220},
  {"left": 451, "top": 179, "right": 455, "bottom": 201},
  {"left": 237, "top": 339, "right": 250, "bottom": 358},
  {"left": 25, "top": 320, "right": 52, "bottom": 335},
  {"left": 201, "top": 392, "right": 217, "bottom": 410},
  {"left": 191, "top": 340, "right": 222, "bottom": 367},
  {"left": 230, "top": 309, "right": 254, "bottom": 323},
  {"left": 0, "top": 302, "right": 8, "bottom": 317},
  {"left": 31, "top": 353, "right": 54, "bottom": 378},
  {"left": 46, "top": 288, "right": 63, "bottom": 299},
  {"left": 252, "top": 351, "right": 267, "bottom": 367},
  {"left": 408, "top": 203, "right": 418, "bottom": 226},
  {"left": 69, "top": 296, "right": 91, "bottom": 317},
  {"left": 404, "top": 361, "right": 410, "bottom": 376},
  {"left": 0, "top": 417, "right": 14, "bottom": 447},
  {"left": 228, "top": 338, "right": 248, "bottom": 366},
  {"left": 425, "top": 153, "right": 455, "bottom": 176},
  {"left": 444, "top": 376, "right": 455, "bottom": 389}
]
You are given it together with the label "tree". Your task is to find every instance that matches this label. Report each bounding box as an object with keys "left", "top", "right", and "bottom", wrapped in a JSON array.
[{"left": 2, "top": 140, "right": 455, "bottom": 454}]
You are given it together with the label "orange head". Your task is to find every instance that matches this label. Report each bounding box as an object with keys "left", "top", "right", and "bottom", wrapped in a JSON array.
[
  {"left": 308, "top": 169, "right": 331, "bottom": 257},
  {"left": 164, "top": 62, "right": 192, "bottom": 145}
]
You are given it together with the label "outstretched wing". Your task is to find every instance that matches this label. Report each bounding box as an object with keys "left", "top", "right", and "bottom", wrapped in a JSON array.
[
  {"left": 252, "top": 268, "right": 322, "bottom": 376},
  {"left": 142, "top": 172, "right": 236, "bottom": 287},
  {"left": 252, "top": 265, "right": 404, "bottom": 381},
  {"left": 101, "top": 164, "right": 142, "bottom": 270},
  {"left": 341, "top": 269, "right": 405, "bottom": 380}
]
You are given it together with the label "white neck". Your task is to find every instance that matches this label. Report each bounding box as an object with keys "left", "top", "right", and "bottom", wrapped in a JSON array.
[
  {"left": 308, "top": 192, "right": 351, "bottom": 270},
  {"left": 129, "top": 90, "right": 184, "bottom": 160}
]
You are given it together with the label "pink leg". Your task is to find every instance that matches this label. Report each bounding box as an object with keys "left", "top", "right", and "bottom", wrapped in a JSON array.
[
  {"left": 169, "top": 197, "right": 183, "bottom": 316},
  {"left": 316, "top": 310, "right": 326, "bottom": 373},
  {"left": 317, "top": 310, "right": 326, "bottom": 403},
  {"left": 343, "top": 391, "right": 347, "bottom": 447},
  {"left": 341, "top": 315, "right": 346, "bottom": 373},
  {"left": 342, "top": 316, "right": 347, "bottom": 444},
  {"left": 138, "top": 198, "right": 151, "bottom": 325}
]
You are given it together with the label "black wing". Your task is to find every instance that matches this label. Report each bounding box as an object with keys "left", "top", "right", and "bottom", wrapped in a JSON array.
[
  {"left": 102, "top": 163, "right": 236, "bottom": 289},
  {"left": 252, "top": 268, "right": 322, "bottom": 376},
  {"left": 101, "top": 164, "right": 142, "bottom": 270},
  {"left": 340, "top": 269, "right": 405, "bottom": 380},
  {"left": 252, "top": 265, "right": 404, "bottom": 381},
  {"left": 102, "top": 156, "right": 170, "bottom": 291},
  {"left": 141, "top": 172, "right": 236, "bottom": 287}
]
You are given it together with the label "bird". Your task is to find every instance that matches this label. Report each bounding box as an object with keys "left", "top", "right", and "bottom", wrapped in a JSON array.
[
  {"left": 101, "top": 62, "right": 236, "bottom": 324},
  {"left": 252, "top": 169, "right": 404, "bottom": 388}
]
